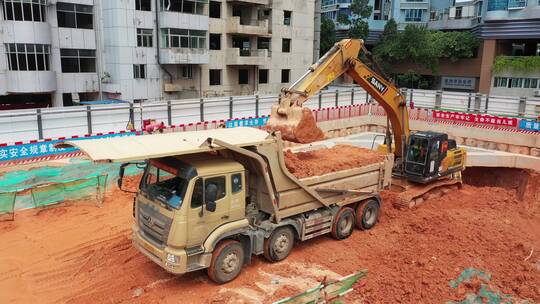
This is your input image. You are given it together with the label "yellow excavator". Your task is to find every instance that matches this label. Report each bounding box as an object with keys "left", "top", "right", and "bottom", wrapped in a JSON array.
[{"left": 266, "top": 39, "right": 467, "bottom": 207}]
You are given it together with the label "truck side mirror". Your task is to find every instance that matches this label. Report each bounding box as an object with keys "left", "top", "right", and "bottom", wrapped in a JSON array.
[
  {"left": 206, "top": 201, "right": 216, "bottom": 212},
  {"left": 117, "top": 164, "right": 127, "bottom": 188},
  {"left": 205, "top": 183, "right": 218, "bottom": 212}
]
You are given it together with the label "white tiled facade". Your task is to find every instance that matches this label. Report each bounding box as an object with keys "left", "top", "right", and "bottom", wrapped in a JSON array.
[{"left": 0, "top": 0, "right": 316, "bottom": 107}]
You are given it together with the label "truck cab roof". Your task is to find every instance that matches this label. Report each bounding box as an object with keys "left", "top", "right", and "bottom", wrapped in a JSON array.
[{"left": 168, "top": 153, "right": 244, "bottom": 177}]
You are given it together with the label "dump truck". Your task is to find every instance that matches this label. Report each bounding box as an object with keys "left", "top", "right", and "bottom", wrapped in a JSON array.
[{"left": 59, "top": 127, "right": 393, "bottom": 283}]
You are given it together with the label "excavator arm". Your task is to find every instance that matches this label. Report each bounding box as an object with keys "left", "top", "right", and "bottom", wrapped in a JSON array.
[{"left": 267, "top": 39, "right": 409, "bottom": 157}]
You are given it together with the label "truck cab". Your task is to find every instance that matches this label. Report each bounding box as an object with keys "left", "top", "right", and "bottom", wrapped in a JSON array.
[{"left": 132, "top": 154, "right": 247, "bottom": 275}]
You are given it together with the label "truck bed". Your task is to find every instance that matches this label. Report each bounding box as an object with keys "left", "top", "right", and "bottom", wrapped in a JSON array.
[{"left": 251, "top": 141, "right": 394, "bottom": 220}]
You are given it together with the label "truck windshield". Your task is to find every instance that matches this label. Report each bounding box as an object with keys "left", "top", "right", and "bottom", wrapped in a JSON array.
[{"left": 141, "top": 161, "right": 189, "bottom": 209}]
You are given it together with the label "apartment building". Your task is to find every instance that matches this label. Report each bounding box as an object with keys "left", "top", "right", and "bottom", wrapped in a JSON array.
[
  {"left": 322, "top": 0, "right": 540, "bottom": 97},
  {"left": 0, "top": 0, "right": 99, "bottom": 108},
  {"left": 0, "top": 0, "right": 316, "bottom": 108},
  {"left": 321, "top": 0, "right": 392, "bottom": 44}
]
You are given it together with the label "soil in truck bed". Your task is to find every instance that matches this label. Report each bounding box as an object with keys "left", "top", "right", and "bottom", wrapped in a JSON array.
[{"left": 284, "top": 144, "right": 387, "bottom": 179}]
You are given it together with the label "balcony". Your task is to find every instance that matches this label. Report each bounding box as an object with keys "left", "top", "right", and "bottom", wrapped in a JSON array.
[
  {"left": 226, "top": 0, "right": 269, "bottom": 5},
  {"left": 428, "top": 16, "right": 475, "bottom": 30},
  {"left": 226, "top": 17, "right": 270, "bottom": 36},
  {"left": 6, "top": 71, "right": 56, "bottom": 93},
  {"left": 225, "top": 48, "right": 271, "bottom": 65},
  {"left": 160, "top": 48, "right": 209, "bottom": 64}
]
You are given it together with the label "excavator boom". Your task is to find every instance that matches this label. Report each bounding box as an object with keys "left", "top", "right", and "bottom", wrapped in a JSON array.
[{"left": 266, "top": 39, "right": 409, "bottom": 157}]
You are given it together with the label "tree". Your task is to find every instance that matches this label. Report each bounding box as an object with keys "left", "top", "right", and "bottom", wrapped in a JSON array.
[
  {"left": 336, "top": 13, "right": 350, "bottom": 25},
  {"left": 379, "top": 18, "right": 397, "bottom": 42},
  {"left": 373, "top": 24, "right": 480, "bottom": 73},
  {"left": 320, "top": 15, "right": 336, "bottom": 55},
  {"left": 348, "top": 0, "right": 372, "bottom": 39}
]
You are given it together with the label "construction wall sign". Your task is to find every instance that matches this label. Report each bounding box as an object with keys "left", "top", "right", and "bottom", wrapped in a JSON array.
[
  {"left": 518, "top": 119, "right": 540, "bottom": 132},
  {"left": 432, "top": 110, "right": 518, "bottom": 127},
  {"left": 0, "top": 132, "right": 137, "bottom": 162},
  {"left": 226, "top": 117, "right": 269, "bottom": 128}
]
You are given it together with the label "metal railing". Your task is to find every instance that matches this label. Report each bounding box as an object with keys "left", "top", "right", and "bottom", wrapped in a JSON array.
[{"left": 0, "top": 86, "right": 538, "bottom": 144}]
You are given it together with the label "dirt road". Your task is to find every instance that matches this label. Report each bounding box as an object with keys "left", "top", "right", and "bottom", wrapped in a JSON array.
[{"left": 0, "top": 173, "right": 539, "bottom": 303}]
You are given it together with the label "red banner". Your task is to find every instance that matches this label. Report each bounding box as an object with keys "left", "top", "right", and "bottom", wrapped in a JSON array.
[{"left": 432, "top": 110, "right": 517, "bottom": 127}]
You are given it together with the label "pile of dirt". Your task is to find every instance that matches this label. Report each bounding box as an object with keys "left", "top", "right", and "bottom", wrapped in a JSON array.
[
  {"left": 265, "top": 107, "right": 325, "bottom": 143},
  {"left": 284, "top": 144, "right": 387, "bottom": 179}
]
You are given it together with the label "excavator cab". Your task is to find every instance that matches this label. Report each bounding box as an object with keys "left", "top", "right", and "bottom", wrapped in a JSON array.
[{"left": 404, "top": 132, "right": 458, "bottom": 184}]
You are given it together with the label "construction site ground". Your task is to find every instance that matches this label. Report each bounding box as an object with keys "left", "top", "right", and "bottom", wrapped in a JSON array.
[{"left": 0, "top": 169, "right": 539, "bottom": 303}]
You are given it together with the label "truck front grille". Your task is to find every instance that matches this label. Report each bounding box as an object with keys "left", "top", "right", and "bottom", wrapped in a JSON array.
[{"left": 138, "top": 202, "right": 173, "bottom": 248}]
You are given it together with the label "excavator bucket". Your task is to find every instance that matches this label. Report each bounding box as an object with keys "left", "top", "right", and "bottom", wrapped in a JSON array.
[{"left": 265, "top": 104, "right": 325, "bottom": 143}]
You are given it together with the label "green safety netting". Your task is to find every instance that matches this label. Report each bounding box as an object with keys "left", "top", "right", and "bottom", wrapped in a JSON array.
[
  {"left": 447, "top": 268, "right": 517, "bottom": 304},
  {"left": 0, "top": 159, "right": 142, "bottom": 219},
  {"left": 0, "top": 191, "right": 16, "bottom": 220},
  {"left": 273, "top": 270, "right": 368, "bottom": 304},
  {"left": 31, "top": 174, "right": 108, "bottom": 208}
]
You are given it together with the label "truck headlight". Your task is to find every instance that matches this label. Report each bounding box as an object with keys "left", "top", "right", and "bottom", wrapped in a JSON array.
[{"left": 166, "top": 253, "right": 179, "bottom": 264}]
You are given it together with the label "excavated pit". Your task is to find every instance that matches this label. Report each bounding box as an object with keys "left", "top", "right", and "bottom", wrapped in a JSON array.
[{"left": 0, "top": 167, "right": 538, "bottom": 303}]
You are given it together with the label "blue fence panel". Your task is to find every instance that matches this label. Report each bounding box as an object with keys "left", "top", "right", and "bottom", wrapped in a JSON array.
[
  {"left": 518, "top": 119, "right": 540, "bottom": 132},
  {"left": 0, "top": 132, "right": 137, "bottom": 162}
]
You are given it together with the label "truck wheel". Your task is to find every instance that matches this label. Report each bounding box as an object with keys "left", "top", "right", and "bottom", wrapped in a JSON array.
[
  {"left": 331, "top": 207, "right": 355, "bottom": 240},
  {"left": 355, "top": 199, "right": 380, "bottom": 230},
  {"left": 263, "top": 226, "right": 295, "bottom": 262},
  {"left": 207, "top": 239, "right": 245, "bottom": 284}
]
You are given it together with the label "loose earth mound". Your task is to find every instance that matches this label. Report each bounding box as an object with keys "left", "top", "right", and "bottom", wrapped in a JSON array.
[{"left": 284, "top": 144, "right": 387, "bottom": 179}]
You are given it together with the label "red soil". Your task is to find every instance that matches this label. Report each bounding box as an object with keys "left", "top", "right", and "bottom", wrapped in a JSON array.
[
  {"left": 284, "top": 144, "right": 387, "bottom": 179},
  {"left": 0, "top": 173, "right": 539, "bottom": 303},
  {"left": 265, "top": 107, "right": 325, "bottom": 143}
]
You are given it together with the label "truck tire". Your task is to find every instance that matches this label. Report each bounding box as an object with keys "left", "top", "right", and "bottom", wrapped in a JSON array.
[
  {"left": 355, "top": 199, "right": 380, "bottom": 230},
  {"left": 331, "top": 207, "right": 355, "bottom": 240},
  {"left": 207, "top": 239, "right": 245, "bottom": 284},
  {"left": 263, "top": 226, "right": 295, "bottom": 263}
]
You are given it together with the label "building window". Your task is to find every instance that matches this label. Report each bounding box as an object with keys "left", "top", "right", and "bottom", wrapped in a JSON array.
[
  {"left": 6, "top": 43, "right": 50, "bottom": 71},
  {"left": 497, "top": 77, "right": 540, "bottom": 89},
  {"left": 209, "top": 69, "right": 221, "bottom": 85},
  {"left": 403, "top": 9, "right": 423, "bottom": 22},
  {"left": 209, "top": 33, "right": 221, "bottom": 50},
  {"left": 510, "top": 77, "right": 523, "bottom": 88},
  {"left": 57, "top": 2, "right": 93, "bottom": 29},
  {"left": 455, "top": 6, "right": 462, "bottom": 19},
  {"left": 136, "top": 0, "right": 151, "bottom": 11},
  {"left": 511, "top": 43, "right": 525, "bottom": 56},
  {"left": 282, "top": 38, "right": 291, "bottom": 53},
  {"left": 508, "top": 0, "right": 527, "bottom": 9},
  {"left": 487, "top": 0, "right": 508, "bottom": 11},
  {"left": 493, "top": 77, "right": 508, "bottom": 88},
  {"left": 209, "top": 1, "right": 221, "bottom": 18},
  {"left": 137, "top": 29, "right": 153, "bottom": 47},
  {"left": 257, "top": 37, "right": 270, "bottom": 50},
  {"left": 281, "top": 69, "right": 290, "bottom": 83},
  {"left": 259, "top": 69, "right": 268, "bottom": 84},
  {"left": 239, "top": 69, "right": 249, "bottom": 85},
  {"left": 2, "top": 0, "right": 47, "bottom": 22},
  {"left": 60, "top": 49, "right": 96, "bottom": 73},
  {"left": 161, "top": 28, "right": 206, "bottom": 49},
  {"left": 181, "top": 65, "right": 193, "bottom": 79},
  {"left": 284, "top": 10, "right": 291, "bottom": 25},
  {"left": 133, "top": 64, "right": 146, "bottom": 79},
  {"left": 160, "top": 0, "right": 205, "bottom": 15}
]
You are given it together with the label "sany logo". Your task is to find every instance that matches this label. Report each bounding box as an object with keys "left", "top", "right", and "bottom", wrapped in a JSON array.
[{"left": 365, "top": 75, "right": 388, "bottom": 95}]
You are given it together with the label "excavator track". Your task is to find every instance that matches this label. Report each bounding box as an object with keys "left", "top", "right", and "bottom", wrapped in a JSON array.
[{"left": 391, "top": 173, "right": 463, "bottom": 209}]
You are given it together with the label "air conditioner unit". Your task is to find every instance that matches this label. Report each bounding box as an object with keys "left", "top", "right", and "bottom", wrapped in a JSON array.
[{"left": 534, "top": 90, "right": 540, "bottom": 97}]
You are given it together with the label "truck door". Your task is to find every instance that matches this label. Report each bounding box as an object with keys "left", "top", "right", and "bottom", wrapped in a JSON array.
[{"left": 187, "top": 175, "right": 231, "bottom": 247}]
